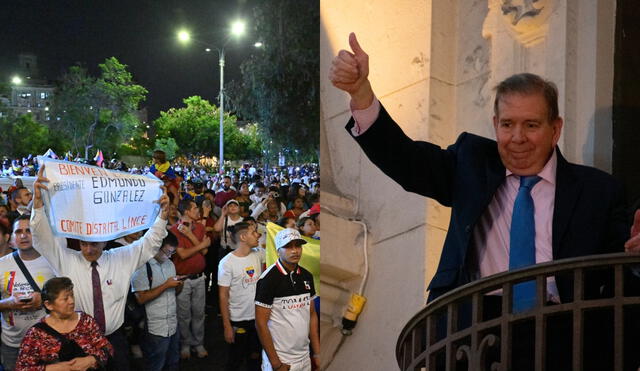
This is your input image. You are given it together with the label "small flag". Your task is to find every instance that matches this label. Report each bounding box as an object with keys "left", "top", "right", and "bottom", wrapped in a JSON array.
[
  {"left": 94, "top": 150, "right": 104, "bottom": 167},
  {"left": 42, "top": 149, "right": 58, "bottom": 159}
]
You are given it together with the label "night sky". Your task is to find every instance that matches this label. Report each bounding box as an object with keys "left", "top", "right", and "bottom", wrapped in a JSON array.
[{"left": 0, "top": 0, "right": 261, "bottom": 120}]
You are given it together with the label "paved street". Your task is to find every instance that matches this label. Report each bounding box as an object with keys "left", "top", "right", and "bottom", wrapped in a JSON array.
[{"left": 130, "top": 294, "right": 241, "bottom": 371}]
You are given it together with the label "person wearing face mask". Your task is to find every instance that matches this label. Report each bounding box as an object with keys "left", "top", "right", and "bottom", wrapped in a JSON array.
[{"left": 131, "top": 233, "right": 184, "bottom": 371}]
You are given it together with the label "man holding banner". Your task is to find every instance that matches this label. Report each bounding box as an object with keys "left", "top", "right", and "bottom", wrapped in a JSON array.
[{"left": 30, "top": 159, "right": 170, "bottom": 371}]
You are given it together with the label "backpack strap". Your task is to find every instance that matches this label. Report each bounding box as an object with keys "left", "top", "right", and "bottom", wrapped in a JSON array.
[
  {"left": 145, "top": 262, "right": 153, "bottom": 288},
  {"left": 12, "top": 251, "right": 40, "bottom": 292}
]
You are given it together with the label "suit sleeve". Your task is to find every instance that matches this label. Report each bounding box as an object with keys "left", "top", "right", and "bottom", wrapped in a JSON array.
[{"left": 347, "top": 104, "right": 458, "bottom": 206}]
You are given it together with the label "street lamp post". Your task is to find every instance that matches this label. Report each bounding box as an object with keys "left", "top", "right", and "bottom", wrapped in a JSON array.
[
  {"left": 218, "top": 48, "right": 225, "bottom": 175},
  {"left": 178, "top": 20, "right": 247, "bottom": 175}
]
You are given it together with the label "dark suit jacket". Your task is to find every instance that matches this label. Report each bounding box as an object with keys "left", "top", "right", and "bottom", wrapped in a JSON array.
[{"left": 347, "top": 104, "right": 629, "bottom": 303}]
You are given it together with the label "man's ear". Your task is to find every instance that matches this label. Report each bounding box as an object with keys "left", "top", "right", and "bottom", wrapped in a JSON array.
[{"left": 551, "top": 117, "right": 563, "bottom": 147}]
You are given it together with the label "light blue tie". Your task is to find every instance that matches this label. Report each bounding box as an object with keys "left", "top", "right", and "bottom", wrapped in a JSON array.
[{"left": 510, "top": 175, "right": 542, "bottom": 312}]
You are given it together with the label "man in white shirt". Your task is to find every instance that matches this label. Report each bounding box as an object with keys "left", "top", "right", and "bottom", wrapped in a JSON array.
[
  {"left": 218, "top": 222, "right": 266, "bottom": 371},
  {"left": 30, "top": 170, "right": 170, "bottom": 371},
  {"left": 0, "top": 215, "right": 56, "bottom": 371}
]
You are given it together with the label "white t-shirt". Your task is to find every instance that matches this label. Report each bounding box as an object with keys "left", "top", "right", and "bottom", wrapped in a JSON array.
[
  {"left": 221, "top": 216, "right": 243, "bottom": 250},
  {"left": 217, "top": 248, "right": 266, "bottom": 321},
  {"left": 0, "top": 254, "right": 56, "bottom": 347}
]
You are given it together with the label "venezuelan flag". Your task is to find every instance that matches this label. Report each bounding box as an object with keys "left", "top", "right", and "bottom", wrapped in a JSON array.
[{"left": 265, "top": 223, "right": 319, "bottom": 295}]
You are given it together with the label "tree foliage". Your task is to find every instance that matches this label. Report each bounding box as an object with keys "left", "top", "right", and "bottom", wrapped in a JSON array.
[
  {"left": 228, "top": 0, "right": 319, "bottom": 160},
  {"left": 0, "top": 113, "right": 50, "bottom": 158},
  {"left": 154, "top": 96, "right": 262, "bottom": 161},
  {"left": 52, "top": 57, "right": 148, "bottom": 159},
  {"left": 151, "top": 138, "right": 180, "bottom": 161}
]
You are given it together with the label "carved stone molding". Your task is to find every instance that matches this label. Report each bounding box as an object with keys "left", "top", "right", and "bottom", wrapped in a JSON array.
[
  {"left": 502, "top": 0, "right": 543, "bottom": 25},
  {"left": 497, "top": 0, "right": 555, "bottom": 46}
]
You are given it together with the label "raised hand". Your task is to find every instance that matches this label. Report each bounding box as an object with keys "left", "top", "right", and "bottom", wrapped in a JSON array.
[
  {"left": 158, "top": 186, "right": 170, "bottom": 220},
  {"left": 329, "top": 32, "right": 374, "bottom": 109},
  {"left": 32, "top": 165, "right": 49, "bottom": 209}
]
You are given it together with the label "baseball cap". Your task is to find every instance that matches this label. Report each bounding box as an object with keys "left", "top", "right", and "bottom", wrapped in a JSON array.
[
  {"left": 308, "top": 203, "right": 320, "bottom": 216},
  {"left": 225, "top": 199, "right": 239, "bottom": 207},
  {"left": 275, "top": 228, "right": 308, "bottom": 249}
]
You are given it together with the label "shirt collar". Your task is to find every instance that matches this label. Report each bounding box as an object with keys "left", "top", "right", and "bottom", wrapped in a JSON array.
[
  {"left": 505, "top": 148, "right": 557, "bottom": 186},
  {"left": 275, "top": 259, "right": 301, "bottom": 275},
  {"left": 88, "top": 253, "right": 107, "bottom": 268}
]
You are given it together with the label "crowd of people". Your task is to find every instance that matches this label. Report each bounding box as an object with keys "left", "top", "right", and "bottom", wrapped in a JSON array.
[{"left": 0, "top": 150, "right": 321, "bottom": 371}]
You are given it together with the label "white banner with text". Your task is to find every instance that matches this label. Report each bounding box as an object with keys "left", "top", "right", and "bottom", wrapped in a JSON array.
[{"left": 38, "top": 156, "right": 163, "bottom": 241}]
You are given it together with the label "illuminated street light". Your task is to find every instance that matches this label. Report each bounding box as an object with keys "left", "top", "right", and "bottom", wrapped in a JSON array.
[
  {"left": 230, "top": 20, "right": 246, "bottom": 37},
  {"left": 177, "top": 30, "right": 191, "bottom": 43},
  {"left": 11, "top": 76, "right": 22, "bottom": 85},
  {"left": 177, "top": 19, "right": 252, "bottom": 175},
  {"left": 254, "top": 41, "right": 263, "bottom": 48}
]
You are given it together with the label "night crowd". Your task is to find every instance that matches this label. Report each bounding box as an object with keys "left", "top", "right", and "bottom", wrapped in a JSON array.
[{"left": 0, "top": 150, "right": 320, "bottom": 371}]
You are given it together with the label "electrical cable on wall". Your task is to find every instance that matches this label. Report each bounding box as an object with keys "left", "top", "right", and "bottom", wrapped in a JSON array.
[{"left": 321, "top": 205, "right": 369, "bottom": 370}]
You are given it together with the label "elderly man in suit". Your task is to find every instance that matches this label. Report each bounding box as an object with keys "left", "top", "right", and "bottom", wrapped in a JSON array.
[{"left": 330, "top": 33, "right": 640, "bottom": 370}]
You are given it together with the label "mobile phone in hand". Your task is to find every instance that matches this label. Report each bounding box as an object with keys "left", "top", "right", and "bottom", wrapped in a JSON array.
[{"left": 19, "top": 297, "right": 33, "bottom": 303}]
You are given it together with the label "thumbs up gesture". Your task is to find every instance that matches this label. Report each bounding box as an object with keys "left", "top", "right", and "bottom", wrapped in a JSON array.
[
  {"left": 624, "top": 209, "right": 640, "bottom": 253},
  {"left": 329, "top": 33, "right": 374, "bottom": 109}
]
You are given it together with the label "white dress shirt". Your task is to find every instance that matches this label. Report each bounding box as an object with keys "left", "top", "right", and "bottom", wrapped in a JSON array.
[{"left": 30, "top": 207, "right": 167, "bottom": 335}]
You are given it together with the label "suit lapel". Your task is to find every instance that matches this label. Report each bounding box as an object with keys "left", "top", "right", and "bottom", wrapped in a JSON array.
[
  {"left": 552, "top": 149, "right": 583, "bottom": 258},
  {"left": 485, "top": 146, "right": 506, "bottom": 207}
]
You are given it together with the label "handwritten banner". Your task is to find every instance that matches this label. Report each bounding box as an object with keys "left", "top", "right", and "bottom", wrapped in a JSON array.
[{"left": 37, "top": 156, "right": 163, "bottom": 242}]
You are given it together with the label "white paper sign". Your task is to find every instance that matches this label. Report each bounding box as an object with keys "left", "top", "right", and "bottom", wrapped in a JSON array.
[{"left": 37, "top": 156, "right": 163, "bottom": 241}]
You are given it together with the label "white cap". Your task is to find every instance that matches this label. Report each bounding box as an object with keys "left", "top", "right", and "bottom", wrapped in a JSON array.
[
  {"left": 224, "top": 199, "right": 239, "bottom": 207},
  {"left": 275, "top": 228, "right": 308, "bottom": 249}
]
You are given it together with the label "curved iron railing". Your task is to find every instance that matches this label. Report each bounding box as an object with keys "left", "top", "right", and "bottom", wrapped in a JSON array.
[{"left": 396, "top": 253, "right": 640, "bottom": 371}]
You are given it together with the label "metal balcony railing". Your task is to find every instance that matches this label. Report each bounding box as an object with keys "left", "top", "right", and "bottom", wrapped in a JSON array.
[{"left": 396, "top": 253, "right": 640, "bottom": 371}]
